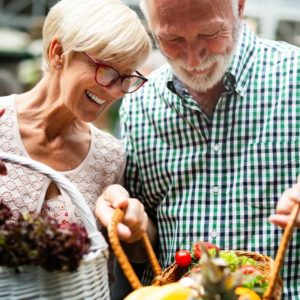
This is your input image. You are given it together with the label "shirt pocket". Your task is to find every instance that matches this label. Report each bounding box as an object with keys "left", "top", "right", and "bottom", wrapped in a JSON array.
[
  {"left": 241, "top": 140, "right": 300, "bottom": 211},
  {"left": 220, "top": 141, "right": 300, "bottom": 248}
]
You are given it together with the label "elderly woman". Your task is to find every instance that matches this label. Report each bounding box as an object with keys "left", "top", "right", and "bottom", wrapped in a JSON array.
[{"left": 0, "top": 0, "right": 151, "bottom": 225}]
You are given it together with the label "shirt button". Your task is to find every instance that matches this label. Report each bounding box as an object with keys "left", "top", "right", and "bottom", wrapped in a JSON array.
[
  {"left": 211, "top": 231, "right": 218, "bottom": 238},
  {"left": 213, "top": 186, "right": 219, "bottom": 194},
  {"left": 213, "top": 144, "right": 219, "bottom": 152}
]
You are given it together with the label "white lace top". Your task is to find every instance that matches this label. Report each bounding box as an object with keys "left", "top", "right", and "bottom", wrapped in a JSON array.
[{"left": 0, "top": 95, "right": 126, "bottom": 225}]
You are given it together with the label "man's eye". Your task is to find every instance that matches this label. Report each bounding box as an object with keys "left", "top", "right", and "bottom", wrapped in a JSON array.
[
  {"left": 198, "top": 31, "right": 221, "bottom": 40},
  {"left": 161, "top": 37, "right": 184, "bottom": 44}
]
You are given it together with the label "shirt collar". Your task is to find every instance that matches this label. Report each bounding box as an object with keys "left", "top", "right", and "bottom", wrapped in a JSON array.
[
  {"left": 167, "top": 76, "right": 188, "bottom": 98},
  {"left": 227, "top": 23, "right": 259, "bottom": 97},
  {"left": 166, "top": 23, "right": 259, "bottom": 98}
]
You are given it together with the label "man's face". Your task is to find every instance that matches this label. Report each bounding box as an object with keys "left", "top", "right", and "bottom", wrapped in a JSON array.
[{"left": 148, "top": 0, "right": 243, "bottom": 92}]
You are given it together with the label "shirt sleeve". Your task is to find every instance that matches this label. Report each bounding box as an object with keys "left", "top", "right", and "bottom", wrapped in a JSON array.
[{"left": 120, "top": 96, "right": 157, "bottom": 222}]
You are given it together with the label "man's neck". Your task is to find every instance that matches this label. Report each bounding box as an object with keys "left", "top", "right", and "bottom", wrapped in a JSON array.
[{"left": 187, "top": 81, "right": 225, "bottom": 118}]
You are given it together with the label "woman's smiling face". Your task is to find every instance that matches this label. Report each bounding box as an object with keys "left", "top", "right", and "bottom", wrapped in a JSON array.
[{"left": 56, "top": 51, "right": 127, "bottom": 123}]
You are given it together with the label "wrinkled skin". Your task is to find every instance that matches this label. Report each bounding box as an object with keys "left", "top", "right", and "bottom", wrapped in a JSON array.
[{"left": 147, "top": 0, "right": 245, "bottom": 93}]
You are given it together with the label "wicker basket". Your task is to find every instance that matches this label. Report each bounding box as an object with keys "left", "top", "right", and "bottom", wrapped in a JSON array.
[
  {"left": 107, "top": 207, "right": 300, "bottom": 300},
  {"left": 0, "top": 152, "right": 110, "bottom": 300},
  {"left": 156, "top": 251, "right": 282, "bottom": 300}
]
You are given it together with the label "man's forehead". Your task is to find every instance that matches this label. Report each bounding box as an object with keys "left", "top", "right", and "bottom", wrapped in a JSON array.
[
  {"left": 150, "top": 0, "right": 228, "bottom": 8},
  {"left": 149, "top": 0, "right": 230, "bottom": 15},
  {"left": 149, "top": 0, "right": 230, "bottom": 23}
]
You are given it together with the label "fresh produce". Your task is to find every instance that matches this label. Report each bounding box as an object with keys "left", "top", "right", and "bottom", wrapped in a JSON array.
[
  {"left": 124, "top": 282, "right": 193, "bottom": 300},
  {"left": 175, "top": 249, "right": 192, "bottom": 267},
  {"left": 192, "top": 242, "right": 220, "bottom": 260},
  {"left": 125, "top": 242, "right": 269, "bottom": 300},
  {"left": 0, "top": 202, "right": 90, "bottom": 272},
  {"left": 235, "top": 287, "right": 261, "bottom": 300},
  {"left": 174, "top": 242, "right": 268, "bottom": 299}
]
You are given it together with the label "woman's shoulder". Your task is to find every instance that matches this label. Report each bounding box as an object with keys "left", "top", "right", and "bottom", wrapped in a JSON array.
[{"left": 0, "top": 94, "right": 16, "bottom": 109}]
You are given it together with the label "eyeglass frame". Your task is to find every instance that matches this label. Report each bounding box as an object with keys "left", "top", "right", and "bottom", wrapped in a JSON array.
[{"left": 82, "top": 52, "right": 148, "bottom": 93}]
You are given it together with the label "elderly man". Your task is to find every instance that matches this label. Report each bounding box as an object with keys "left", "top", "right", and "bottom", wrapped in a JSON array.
[{"left": 97, "top": 0, "right": 300, "bottom": 298}]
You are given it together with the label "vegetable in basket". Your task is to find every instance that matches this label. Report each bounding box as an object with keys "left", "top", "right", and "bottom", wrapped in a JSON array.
[
  {"left": 0, "top": 202, "right": 90, "bottom": 272},
  {"left": 176, "top": 242, "right": 268, "bottom": 300},
  {"left": 125, "top": 242, "right": 268, "bottom": 300}
]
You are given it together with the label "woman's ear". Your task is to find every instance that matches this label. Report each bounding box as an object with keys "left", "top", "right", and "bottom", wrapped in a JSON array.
[
  {"left": 238, "top": 0, "right": 246, "bottom": 19},
  {"left": 48, "top": 38, "right": 64, "bottom": 70}
]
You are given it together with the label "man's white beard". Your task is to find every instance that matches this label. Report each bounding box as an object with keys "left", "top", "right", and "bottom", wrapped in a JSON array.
[{"left": 166, "top": 20, "right": 242, "bottom": 93}]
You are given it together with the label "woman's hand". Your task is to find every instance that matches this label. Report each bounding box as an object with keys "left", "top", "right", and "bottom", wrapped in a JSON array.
[
  {"left": 0, "top": 108, "right": 7, "bottom": 175},
  {"left": 95, "top": 184, "right": 148, "bottom": 243},
  {"left": 269, "top": 177, "right": 300, "bottom": 228}
]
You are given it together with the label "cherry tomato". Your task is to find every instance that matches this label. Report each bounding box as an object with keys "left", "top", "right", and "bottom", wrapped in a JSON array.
[
  {"left": 192, "top": 241, "right": 220, "bottom": 260},
  {"left": 175, "top": 250, "right": 192, "bottom": 267},
  {"left": 240, "top": 265, "right": 257, "bottom": 275}
]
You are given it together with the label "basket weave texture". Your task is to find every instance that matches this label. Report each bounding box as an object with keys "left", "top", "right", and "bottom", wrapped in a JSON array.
[
  {"left": 109, "top": 207, "right": 285, "bottom": 300},
  {"left": 157, "top": 251, "right": 282, "bottom": 300},
  {"left": 0, "top": 152, "right": 110, "bottom": 300}
]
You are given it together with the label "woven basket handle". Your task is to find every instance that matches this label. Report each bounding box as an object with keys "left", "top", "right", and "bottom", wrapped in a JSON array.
[
  {"left": 0, "top": 152, "right": 107, "bottom": 252},
  {"left": 263, "top": 202, "right": 300, "bottom": 299},
  {"left": 108, "top": 207, "right": 162, "bottom": 290}
]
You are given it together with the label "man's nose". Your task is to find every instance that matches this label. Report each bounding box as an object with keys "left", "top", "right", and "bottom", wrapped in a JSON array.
[{"left": 184, "top": 42, "right": 208, "bottom": 68}]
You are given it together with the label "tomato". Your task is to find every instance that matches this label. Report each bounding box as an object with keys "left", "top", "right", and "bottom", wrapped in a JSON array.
[
  {"left": 240, "top": 265, "right": 257, "bottom": 275},
  {"left": 193, "top": 243, "right": 202, "bottom": 260},
  {"left": 192, "top": 242, "right": 220, "bottom": 260},
  {"left": 175, "top": 250, "right": 192, "bottom": 267}
]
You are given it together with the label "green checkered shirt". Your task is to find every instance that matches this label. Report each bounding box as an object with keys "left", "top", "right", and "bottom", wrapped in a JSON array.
[{"left": 120, "top": 24, "right": 300, "bottom": 298}]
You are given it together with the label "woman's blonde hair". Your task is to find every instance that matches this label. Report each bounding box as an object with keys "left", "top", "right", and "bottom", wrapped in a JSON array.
[{"left": 42, "top": 0, "right": 151, "bottom": 72}]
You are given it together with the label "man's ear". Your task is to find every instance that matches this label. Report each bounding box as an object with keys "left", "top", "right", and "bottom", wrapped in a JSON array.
[
  {"left": 238, "top": 0, "right": 246, "bottom": 19},
  {"left": 48, "top": 38, "right": 64, "bottom": 69}
]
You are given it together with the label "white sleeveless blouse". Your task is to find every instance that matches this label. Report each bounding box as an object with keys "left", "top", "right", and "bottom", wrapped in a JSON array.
[{"left": 0, "top": 95, "right": 126, "bottom": 225}]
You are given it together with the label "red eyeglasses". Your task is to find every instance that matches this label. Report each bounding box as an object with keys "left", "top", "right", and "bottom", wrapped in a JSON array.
[{"left": 83, "top": 52, "right": 148, "bottom": 93}]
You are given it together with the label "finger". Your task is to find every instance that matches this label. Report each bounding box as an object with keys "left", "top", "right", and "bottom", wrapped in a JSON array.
[
  {"left": 117, "top": 223, "right": 132, "bottom": 241},
  {"left": 95, "top": 195, "right": 133, "bottom": 240},
  {"left": 102, "top": 184, "right": 129, "bottom": 208},
  {"left": 276, "top": 187, "right": 300, "bottom": 213},
  {"left": 126, "top": 211, "right": 149, "bottom": 243},
  {"left": 297, "top": 174, "right": 300, "bottom": 184},
  {"left": 95, "top": 196, "right": 114, "bottom": 227},
  {"left": 122, "top": 198, "right": 144, "bottom": 228},
  {"left": 269, "top": 214, "right": 300, "bottom": 228},
  {"left": 0, "top": 161, "right": 7, "bottom": 176},
  {"left": 129, "top": 207, "right": 148, "bottom": 233},
  {"left": 0, "top": 108, "right": 5, "bottom": 117}
]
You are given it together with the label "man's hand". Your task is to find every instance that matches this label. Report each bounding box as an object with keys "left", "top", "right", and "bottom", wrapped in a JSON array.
[
  {"left": 269, "top": 176, "right": 300, "bottom": 228},
  {"left": 0, "top": 108, "right": 7, "bottom": 176},
  {"left": 95, "top": 184, "right": 148, "bottom": 243}
]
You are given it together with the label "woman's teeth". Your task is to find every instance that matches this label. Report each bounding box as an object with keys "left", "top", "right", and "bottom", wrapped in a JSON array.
[{"left": 86, "top": 90, "right": 106, "bottom": 105}]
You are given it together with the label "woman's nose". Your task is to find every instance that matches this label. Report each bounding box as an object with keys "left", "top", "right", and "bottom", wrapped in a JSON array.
[{"left": 101, "top": 82, "right": 125, "bottom": 100}]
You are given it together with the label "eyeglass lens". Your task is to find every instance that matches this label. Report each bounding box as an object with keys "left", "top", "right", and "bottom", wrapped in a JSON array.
[{"left": 96, "top": 66, "right": 144, "bottom": 93}]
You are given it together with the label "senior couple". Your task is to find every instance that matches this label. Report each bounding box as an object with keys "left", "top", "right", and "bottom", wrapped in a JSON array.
[{"left": 0, "top": 0, "right": 299, "bottom": 299}]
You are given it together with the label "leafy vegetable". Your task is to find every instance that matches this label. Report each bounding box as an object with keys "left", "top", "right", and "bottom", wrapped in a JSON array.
[{"left": 0, "top": 201, "right": 90, "bottom": 272}]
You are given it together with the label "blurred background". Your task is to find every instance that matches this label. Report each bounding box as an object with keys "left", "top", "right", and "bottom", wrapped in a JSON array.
[{"left": 0, "top": 0, "right": 299, "bottom": 135}]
